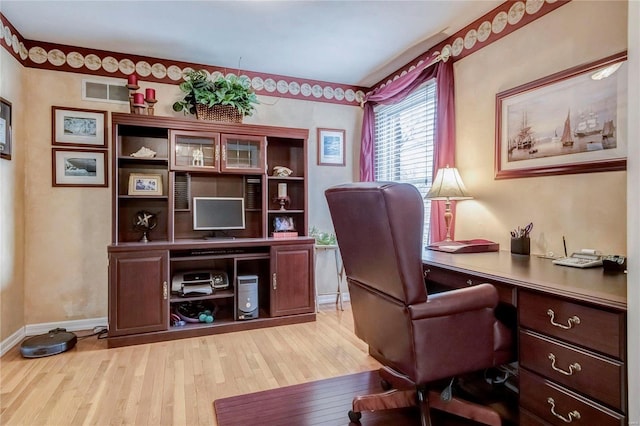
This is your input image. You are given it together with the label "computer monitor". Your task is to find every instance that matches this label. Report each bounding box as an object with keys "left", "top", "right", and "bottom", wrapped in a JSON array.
[{"left": 192, "top": 197, "right": 245, "bottom": 231}]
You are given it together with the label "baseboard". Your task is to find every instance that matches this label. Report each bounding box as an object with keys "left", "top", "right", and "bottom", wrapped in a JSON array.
[
  {"left": 1, "top": 317, "right": 108, "bottom": 356},
  {"left": 0, "top": 327, "right": 26, "bottom": 357},
  {"left": 25, "top": 317, "right": 108, "bottom": 336}
]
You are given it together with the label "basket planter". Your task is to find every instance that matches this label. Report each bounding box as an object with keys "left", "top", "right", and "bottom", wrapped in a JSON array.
[{"left": 195, "top": 104, "right": 243, "bottom": 123}]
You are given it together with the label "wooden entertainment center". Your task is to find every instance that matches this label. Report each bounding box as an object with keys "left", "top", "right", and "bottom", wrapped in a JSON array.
[{"left": 107, "top": 113, "right": 315, "bottom": 348}]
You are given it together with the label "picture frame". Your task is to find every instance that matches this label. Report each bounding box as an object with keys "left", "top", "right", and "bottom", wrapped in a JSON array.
[
  {"left": 128, "top": 173, "right": 164, "bottom": 196},
  {"left": 317, "top": 128, "right": 345, "bottom": 166},
  {"left": 495, "top": 52, "right": 627, "bottom": 179},
  {"left": 52, "top": 106, "right": 107, "bottom": 148},
  {"left": 273, "top": 216, "right": 295, "bottom": 232},
  {"left": 52, "top": 148, "right": 108, "bottom": 187},
  {"left": 0, "top": 97, "right": 11, "bottom": 160}
]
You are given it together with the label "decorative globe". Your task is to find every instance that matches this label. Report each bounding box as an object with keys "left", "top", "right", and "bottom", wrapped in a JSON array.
[{"left": 133, "top": 210, "right": 157, "bottom": 242}]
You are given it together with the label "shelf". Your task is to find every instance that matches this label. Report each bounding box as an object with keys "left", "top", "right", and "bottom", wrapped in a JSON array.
[
  {"left": 118, "top": 156, "right": 168, "bottom": 164},
  {"left": 169, "top": 317, "right": 236, "bottom": 331},
  {"left": 267, "top": 176, "right": 305, "bottom": 181},
  {"left": 118, "top": 195, "right": 168, "bottom": 200},
  {"left": 268, "top": 209, "right": 304, "bottom": 214},
  {"left": 170, "top": 289, "right": 234, "bottom": 302}
]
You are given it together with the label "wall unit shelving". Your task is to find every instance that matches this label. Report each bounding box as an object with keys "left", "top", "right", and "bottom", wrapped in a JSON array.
[{"left": 108, "top": 113, "right": 314, "bottom": 347}]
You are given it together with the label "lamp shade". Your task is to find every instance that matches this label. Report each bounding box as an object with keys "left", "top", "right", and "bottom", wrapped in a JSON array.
[{"left": 425, "top": 166, "right": 473, "bottom": 200}]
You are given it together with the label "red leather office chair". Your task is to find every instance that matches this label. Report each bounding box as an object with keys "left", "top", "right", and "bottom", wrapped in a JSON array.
[{"left": 325, "top": 182, "right": 514, "bottom": 426}]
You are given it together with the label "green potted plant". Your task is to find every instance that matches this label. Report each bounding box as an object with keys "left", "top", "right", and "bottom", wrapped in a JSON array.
[{"left": 172, "top": 70, "right": 258, "bottom": 122}]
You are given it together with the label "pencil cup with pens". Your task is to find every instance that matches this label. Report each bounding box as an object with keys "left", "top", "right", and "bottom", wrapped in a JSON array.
[{"left": 510, "top": 222, "right": 532, "bottom": 255}]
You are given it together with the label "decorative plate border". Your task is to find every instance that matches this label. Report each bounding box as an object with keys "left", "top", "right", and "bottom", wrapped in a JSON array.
[
  {"left": 371, "top": 0, "right": 570, "bottom": 90},
  {"left": 1, "top": 1, "right": 569, "bottom": 105}
]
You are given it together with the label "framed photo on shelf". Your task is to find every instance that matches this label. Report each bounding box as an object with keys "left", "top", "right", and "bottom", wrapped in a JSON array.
[
  {"left": 0, "top": 97, "right": 11, "bottom": 160},
  {"left": 273, "top": 216, "right": 295, "bottom": 232},
  {"left": 52, "top": 106, "right": 107, "bottom": 148},
  {"left": 128, "top": 173, "right": 164, "bottom": 196},
  {"left": 495, "top": 52, "right": 627, "bottom": 179},
  {"left": 52, "top": 148, "right": 108, "bottom": 187},
  {"left": 317, "top": 128, "right": 345, "bottom": 166}
]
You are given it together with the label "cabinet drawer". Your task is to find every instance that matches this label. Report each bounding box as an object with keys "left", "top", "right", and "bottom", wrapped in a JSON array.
[
  {"left": 519, "top": 329, "right": 624, "bottom": 410},
  {"left": 520, "top": 369, "right": 624, "bottom": 426},
  {"left": 519, "top": 408, "right": 550, "bottom": 426},
  {"left": 424, "top": 266, "right": 514, "bottom": 305},
  {"left": 519, "top": 291, "right": 624, "bottom": 358}
]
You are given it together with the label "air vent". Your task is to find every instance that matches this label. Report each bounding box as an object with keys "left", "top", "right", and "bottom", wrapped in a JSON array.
[{"left": 82, "top": 78, "right": 129, "bottom": 104}]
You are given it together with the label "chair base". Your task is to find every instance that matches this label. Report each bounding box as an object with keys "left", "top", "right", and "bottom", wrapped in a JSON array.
[{"left": 350, "top": 367, "right": 502, "bottom": 426}]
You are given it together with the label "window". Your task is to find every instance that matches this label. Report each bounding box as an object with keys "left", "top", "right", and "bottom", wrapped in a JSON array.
[{"left": 374, "top": 80, "right": 436, "bottom": 245}]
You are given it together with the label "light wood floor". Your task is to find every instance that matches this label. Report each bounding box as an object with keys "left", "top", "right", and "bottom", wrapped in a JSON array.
[{"left": 0, "top": 303, "right": 381, "bottom": 425}]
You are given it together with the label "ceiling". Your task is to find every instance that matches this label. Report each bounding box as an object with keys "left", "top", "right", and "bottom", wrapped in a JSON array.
[{"left": 0, "top": 1, "right": 503, "bottom": 87}]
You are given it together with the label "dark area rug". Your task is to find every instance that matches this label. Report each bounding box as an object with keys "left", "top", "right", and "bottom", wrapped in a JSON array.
[{"left": 214, "top": 370, "right": 517, "bottom": 426}]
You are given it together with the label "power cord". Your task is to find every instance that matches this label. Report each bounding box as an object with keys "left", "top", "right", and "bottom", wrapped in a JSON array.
[
  {"left": 484, "top": 362, "right": 519, "bottom": 394},
  {"left": 76, "top": 326, "right": 108, "bottom": 340}
]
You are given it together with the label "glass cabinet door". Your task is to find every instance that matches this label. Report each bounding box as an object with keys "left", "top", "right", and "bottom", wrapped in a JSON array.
[
  {"left": 170, "top": 130, "right": 220, "bottom": 172},
  {"left": 220, "top": 134, "right": 266, "bottom": 173}
]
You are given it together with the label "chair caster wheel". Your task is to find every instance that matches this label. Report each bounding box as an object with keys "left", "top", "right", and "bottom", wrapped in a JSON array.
[
  {"left": 380, "top": 378, "right": 392, "bottom": 391},
  {"left": 348, "top": 410, "right": 362, "bottom": 423}
]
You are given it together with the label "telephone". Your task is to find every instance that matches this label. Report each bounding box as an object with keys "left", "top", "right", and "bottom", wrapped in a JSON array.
[{"left": 552, "top": 249, "right": 603, "bottom": 268}]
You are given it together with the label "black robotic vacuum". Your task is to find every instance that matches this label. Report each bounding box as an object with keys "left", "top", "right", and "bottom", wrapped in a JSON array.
[{"left": 20, "top": 328, "right": 77, "bottom": 358}]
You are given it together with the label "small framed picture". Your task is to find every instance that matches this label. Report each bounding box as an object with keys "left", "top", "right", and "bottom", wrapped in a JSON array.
[
  {"left": 273, "top": 216, "right": 295, "bottom": 232},
  {"left": 317, "top": 128, "right": 345, "bottom": 166},
  {"left": 52, "top": 148, "right": 108, "bottom": 187},
  {"left": 0, "top": 97, "right": 12, "bottom": 160},
  {"left": 128, "top": 173, "right": 164, "bottom": 196},
  {"left": 52, "top": 106, "right": 107, "bottom": 148}
]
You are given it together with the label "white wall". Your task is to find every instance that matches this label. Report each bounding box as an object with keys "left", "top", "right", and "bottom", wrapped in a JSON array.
[
  {"left": 17, "top": 69, "right": 360, "bottom": 325},
  {"left": 454, "top": 1, "right": 627, "bottom": 257},
  {"left": 0, "top": 49, "right": 25, "bottom": 343},
  {"left": 625, "top": 0, "right": 639, "bottom": 422}
]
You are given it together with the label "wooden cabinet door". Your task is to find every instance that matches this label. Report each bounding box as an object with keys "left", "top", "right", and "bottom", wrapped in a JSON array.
[
  {"left": 108, "top": 250, "right": 169, "bottom": 336},
  {"left": 270, "top": 244, "right": 314, "bottom": 316},
  {"left": 220, "top": 134, "right": 266, "bottom": 173},
  {"left": 169, "top": 130, "right": 220, "bottom": 172}
]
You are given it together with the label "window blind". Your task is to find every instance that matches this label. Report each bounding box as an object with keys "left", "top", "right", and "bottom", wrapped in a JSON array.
[{"left": 373, "top": 80, "right": 436, "bottom": 245}]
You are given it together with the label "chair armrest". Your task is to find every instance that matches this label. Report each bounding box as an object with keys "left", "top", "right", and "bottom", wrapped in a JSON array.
[{"left": 409, "top": 283, "right": 499, "bottom": 320}]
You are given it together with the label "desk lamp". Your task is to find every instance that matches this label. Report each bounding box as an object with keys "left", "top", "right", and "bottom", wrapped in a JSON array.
[{"left": 425, "top": 165, "right": 472, "bottom": 241}]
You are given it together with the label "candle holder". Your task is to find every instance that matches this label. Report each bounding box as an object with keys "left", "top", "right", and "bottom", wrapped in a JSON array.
[
  {"left": 274, "top": 196, "right": 290, "bottom": 211},
  {"left": 126, "top": 83, "right": 139, "bottom": 113},
  {"left": 145, "top": 98, "right": 157, "bottom": 116},
  {"left": 132, "top": 103, "right": 146, "bottom": 115}
]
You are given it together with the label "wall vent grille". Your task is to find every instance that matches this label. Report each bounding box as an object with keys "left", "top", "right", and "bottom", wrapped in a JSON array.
[{"left": 82, "top": 78, "right": 129, "bottom": 104}]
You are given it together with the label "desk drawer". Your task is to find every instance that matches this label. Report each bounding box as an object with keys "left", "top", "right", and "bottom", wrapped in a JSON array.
[
  {"left": 424, "top": 266, "right": 514, "bottom": 305},
  {"left": 520, "top": 369, "right": 624, "bottom": 426},
  {"left": 519, "top": 329, "right": 624, "bottom": 410},
  {"left": 519, "top": 291, "right": 624, "bottom": 358}
]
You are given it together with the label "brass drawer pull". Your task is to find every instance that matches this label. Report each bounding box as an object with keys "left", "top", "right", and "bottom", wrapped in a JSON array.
[
  {"left": 548, "top": 353, "right": 581, "bottom": 376},
  {"left": 547, "top": 397, "right": 581, "bottom": 423},
  {"left": 547, "top": 309, "right": 580, "bottom": 329}
]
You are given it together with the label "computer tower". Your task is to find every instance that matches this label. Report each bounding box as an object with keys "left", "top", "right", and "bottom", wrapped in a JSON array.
[{"left": 237, "top": 275, "right": 259, "bottom": 320}]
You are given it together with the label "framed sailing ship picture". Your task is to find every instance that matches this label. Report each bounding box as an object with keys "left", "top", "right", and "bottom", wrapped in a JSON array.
[{"left": 495, "top": 52, "right": 628, "bottom": 179}]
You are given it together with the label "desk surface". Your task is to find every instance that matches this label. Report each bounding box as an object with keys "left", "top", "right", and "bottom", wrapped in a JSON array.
[{"left": 423, "top": 250, "right": 627, "bottom": 311}]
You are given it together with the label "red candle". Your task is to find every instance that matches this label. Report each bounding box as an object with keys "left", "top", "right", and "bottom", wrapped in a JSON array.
[
  {"left": 145, "top": 88, "right": 156, "bottom": 100},
  {"left": 133, "top": 92, "right": 144, "bottom": 105},
  {"left": 127, "top": 74, "right": 138, "bottom": 86}
]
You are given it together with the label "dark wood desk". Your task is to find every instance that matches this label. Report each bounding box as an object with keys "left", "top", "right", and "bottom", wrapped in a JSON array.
[{"left": 423, "top": 250, "right": 627, "bottom": 426}]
